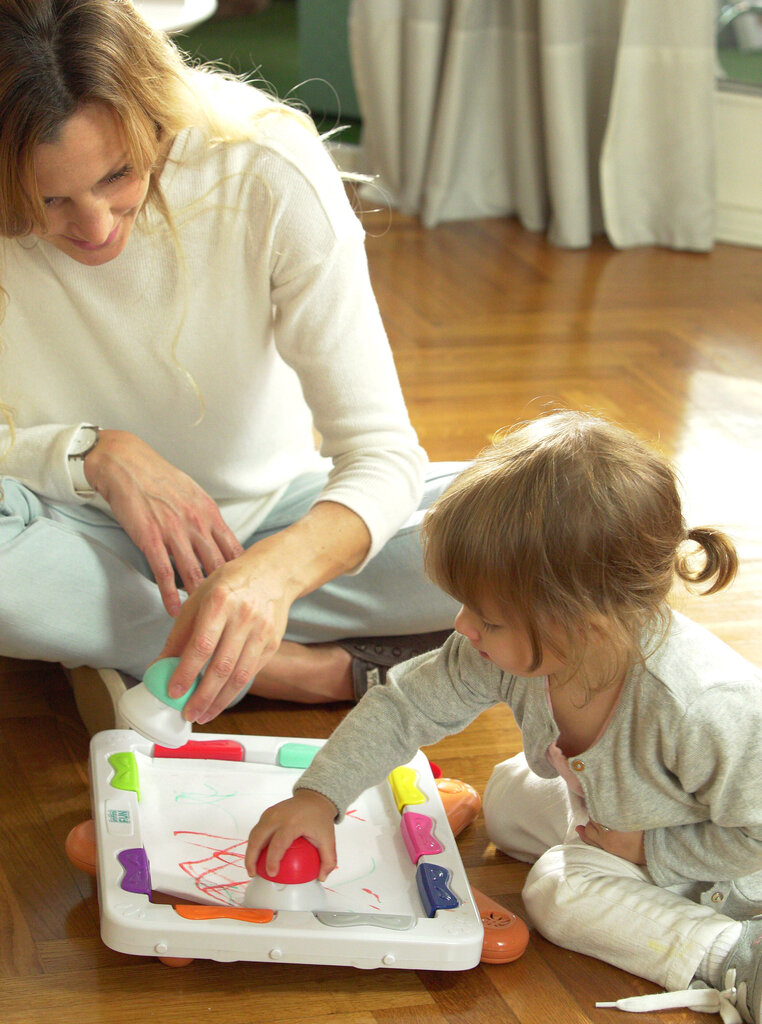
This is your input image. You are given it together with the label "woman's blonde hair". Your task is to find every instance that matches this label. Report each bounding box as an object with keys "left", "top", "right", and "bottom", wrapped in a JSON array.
[
  {"left": 0, "top": 0, "right": 308, "bottom": 238},
  {"left": 422, "top": 411, "right": 738, "bottom": 686}
]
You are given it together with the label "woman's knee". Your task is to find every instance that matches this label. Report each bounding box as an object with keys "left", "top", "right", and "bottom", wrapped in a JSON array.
[{"left": 0, "top": 478, "right": 45, "bottom": 531}]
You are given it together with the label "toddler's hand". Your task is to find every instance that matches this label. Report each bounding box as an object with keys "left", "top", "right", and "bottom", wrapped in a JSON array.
[
  {"left": 576, "top": 821, "right": 646, "bottom": 864},
  {"left": 245, "top": 789, "right": 339, "bottom": 881}
]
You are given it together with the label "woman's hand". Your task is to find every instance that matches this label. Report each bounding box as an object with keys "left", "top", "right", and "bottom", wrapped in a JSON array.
[
  {"left": 156, "top": 500, "right": 371, "bottom": 723},
  {"left": 84, "top": 430, "right": 244, "bottom": 616},
  {"left": 246, "top": 789, "right": 339, "bottom": 882},
  {"left": 156, "top": 547, "right": 299, "bottom": 722},
  {"left": 576, "top": 821, "right": 646, "bottom": 864}
]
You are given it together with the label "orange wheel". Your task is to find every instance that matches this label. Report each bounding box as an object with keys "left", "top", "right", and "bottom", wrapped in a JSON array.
[{"left": 65, "top": 819, "right": 97, "bottom": 876}]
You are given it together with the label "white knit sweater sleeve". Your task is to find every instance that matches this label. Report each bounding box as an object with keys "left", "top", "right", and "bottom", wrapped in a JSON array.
[{"left": 259, "top": 122, "right": 427, "bottom": 563}]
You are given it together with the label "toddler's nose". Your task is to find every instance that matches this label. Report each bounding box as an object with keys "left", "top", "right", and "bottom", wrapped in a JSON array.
[{"left": 454, "top": 606, "right": 480, "bottom": 642}]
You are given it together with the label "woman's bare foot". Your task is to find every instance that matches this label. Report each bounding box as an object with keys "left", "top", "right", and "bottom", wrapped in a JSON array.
[{"left": 248, "top": 640, "right": 354, "bottom": 703}]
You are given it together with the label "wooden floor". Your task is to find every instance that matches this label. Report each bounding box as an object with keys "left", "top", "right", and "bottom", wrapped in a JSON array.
[{"left": 1, "top": 214, "right": 761, "bottom": 1024}]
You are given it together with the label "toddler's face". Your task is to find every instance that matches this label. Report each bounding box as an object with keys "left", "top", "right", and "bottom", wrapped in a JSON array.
[{"left": 454, "top": 598, "right": 567, "bottom": 679}]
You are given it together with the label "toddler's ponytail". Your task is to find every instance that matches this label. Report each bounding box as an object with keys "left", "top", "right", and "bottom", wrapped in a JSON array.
[{"left": 676, "top": 527, "right": 738, "bottom": 595}]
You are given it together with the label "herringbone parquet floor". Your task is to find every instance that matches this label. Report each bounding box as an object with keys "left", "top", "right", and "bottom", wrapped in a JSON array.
[{"left": 1, "top": 211, "right": 760, "bottom": 1024}]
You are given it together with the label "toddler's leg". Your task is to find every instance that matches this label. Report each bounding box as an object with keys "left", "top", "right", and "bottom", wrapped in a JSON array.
[
  {"left": 483, "top": 753, "right": 740, "bottom": 1002},
  {"left": 522, "top": 842, "right": 736, "bottom": 993},
  {"left": 483, "top": 752, "right": 580, "bottom": 862}
]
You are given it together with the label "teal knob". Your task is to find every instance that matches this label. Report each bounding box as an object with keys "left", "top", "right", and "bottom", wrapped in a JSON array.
[{"left": 142, "top": 657, "right": 202, "bottom": 710}]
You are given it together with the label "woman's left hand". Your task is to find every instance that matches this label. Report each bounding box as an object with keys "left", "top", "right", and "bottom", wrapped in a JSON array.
[{"left": 576, "top": 821, "right": 646, "bottom": 864}]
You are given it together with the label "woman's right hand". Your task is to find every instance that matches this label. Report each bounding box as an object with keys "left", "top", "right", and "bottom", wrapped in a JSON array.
[
  {"left": 245, "top": 789, "right": 339, "bottom": 882},
  {"left": 84, "top": 429, "right": 244, "bottom": 616}
]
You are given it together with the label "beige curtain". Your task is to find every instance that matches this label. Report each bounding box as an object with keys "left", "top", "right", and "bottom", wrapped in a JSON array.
[{"left": 348, "top": 0, "right": 716, "bottom": 249}]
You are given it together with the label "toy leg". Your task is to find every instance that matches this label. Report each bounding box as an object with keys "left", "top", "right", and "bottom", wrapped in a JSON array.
[
  {"left": 436, "top": 778, "right": 481, "bottom": 837},
  {"left": 436, "top": 776, "right": 529, "bottom": 964},
  {"left": 65, "top": 819, "right": 97, "bottom": 876}
]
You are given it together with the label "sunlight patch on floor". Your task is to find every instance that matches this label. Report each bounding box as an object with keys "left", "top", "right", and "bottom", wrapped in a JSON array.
[{"left": 673, "top": 370, "right": 762, "bottom": 562}]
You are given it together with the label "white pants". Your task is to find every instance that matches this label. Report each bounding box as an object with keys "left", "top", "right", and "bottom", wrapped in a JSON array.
[
  {"left": 0, "top": 465, "right": 462, "bottom": 678},
  {"left": 483, "top": 753, "right": 736, "bottom": 992}
]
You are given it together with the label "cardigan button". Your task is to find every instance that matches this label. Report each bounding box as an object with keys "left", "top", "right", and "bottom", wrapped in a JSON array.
[
  {"left": 571, "top": 759, "right": 585, "bottom": 772},
  {"left": 711, "top": 891, "right": 724, "bottom": 903}
]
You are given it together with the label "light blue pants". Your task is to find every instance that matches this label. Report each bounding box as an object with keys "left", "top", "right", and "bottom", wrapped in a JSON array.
[{"left": 0, "top": 465, "right": 463, "bottom": 678}]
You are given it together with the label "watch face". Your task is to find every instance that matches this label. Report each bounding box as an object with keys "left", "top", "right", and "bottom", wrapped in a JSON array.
[{"left": 70, "top": 426, "right": 99, "bottom": 457}]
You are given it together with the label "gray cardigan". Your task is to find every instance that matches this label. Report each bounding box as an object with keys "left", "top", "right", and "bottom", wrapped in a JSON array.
[{"left": 296, "top": 610, "right": 762, "bottom": 918}]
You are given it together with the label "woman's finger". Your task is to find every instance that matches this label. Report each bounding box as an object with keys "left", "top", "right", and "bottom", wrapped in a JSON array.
[
  {"left": 160, "top": 599, "right": 227, "bottom": 701},
  {"left": 211, "top": 523, "right": 245, "bottom": 563},
  {"left": 140, "top": 531, "right": 183, "bottom": 616},
  {"left": 186, "top": 627, "right": 272, "bottom": 723}
]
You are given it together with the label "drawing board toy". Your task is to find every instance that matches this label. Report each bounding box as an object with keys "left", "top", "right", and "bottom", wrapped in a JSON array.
[{"left": 89, "top": 729, "right": 485, "bottom": 971}]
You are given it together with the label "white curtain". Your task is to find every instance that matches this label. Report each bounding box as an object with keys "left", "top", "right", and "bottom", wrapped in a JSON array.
[{"left": 348, "top": 0, "right": 717, "bottom": 249}]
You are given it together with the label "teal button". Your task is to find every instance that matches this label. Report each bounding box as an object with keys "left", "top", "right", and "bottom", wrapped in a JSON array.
[
  {"left": 142, "top": 657, "right": 201, "bottom": 710},
  {"left": 277, "top": 743, "right": 321, "bottom": 769}
]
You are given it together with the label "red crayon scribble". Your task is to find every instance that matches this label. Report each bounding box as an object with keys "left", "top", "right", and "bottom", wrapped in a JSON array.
[
  {"left": 361, "top": 887, "right": 380, "bottom": 903},
  {"left": 174, "top": 830, "right": 249, "bottom": 905},
  {"left": 345, "top": 807, "right": 367, "bottom": 822}
]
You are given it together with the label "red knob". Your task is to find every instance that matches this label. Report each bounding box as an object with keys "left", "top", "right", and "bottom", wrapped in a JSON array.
[{"left": 256, "top": 837, "right": 321, "bottom": 884}]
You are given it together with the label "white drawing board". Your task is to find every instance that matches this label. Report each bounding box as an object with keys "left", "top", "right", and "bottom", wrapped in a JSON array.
[{"left": 89, "top": 730, "right": 483, "bottom": 970}]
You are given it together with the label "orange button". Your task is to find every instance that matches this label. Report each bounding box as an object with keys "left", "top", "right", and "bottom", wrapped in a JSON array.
[{"left": 572, "top": 760, "right": 585, "bottom": 772}]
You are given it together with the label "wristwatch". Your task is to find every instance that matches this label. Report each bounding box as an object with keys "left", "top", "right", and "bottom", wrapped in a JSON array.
[{"left": 67, "top": 424, "right": 100, "bottom": 498}]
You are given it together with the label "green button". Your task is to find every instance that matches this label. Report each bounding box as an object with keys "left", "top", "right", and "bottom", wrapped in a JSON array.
[
  {"left": 142, "top": 657, "right": 201, "bottom": 710},
  {"left": 277, "top": 743, "right": 321, "bottom": 769},
  {"left": 108, "top": 752, "right": 140, "bottom": 801}
]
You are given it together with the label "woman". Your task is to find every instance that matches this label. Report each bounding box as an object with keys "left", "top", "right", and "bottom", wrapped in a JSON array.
[{"left": 0, "top": 0, "right": 459, "bottom": 728}]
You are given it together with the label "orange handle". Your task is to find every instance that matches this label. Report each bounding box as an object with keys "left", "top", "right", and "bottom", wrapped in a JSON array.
[{"left": 173, "top": 904, "right": 274, "bottom": 923}]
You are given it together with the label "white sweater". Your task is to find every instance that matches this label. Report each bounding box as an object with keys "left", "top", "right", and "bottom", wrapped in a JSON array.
[{"left": 0, "top": 104, "right": 425, "bottom": 559}]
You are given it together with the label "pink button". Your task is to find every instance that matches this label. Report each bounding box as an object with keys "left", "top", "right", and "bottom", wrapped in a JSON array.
[{"left": 401, "top": 812, "right": 444, "bottom": 864}]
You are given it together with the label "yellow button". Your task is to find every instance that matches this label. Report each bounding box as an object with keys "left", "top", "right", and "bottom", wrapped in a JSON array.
[
  {"left": 388, "top": 766, "right": 426, "bottom": 812},
  {"left": 711, "top": 892, "right": 724, "bottom": 903},
  {"left": 572, "top": 760, "right": 585, "bottom": 772}
]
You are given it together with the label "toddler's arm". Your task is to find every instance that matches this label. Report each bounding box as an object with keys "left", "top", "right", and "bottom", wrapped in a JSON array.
[{"left": 245, "top": 633, "right": 505, "bottom": 879}]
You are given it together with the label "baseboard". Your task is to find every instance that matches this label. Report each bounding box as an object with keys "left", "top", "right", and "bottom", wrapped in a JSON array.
[
  {"left": 716, "top": 202, "right": 762, "bottom": 248},
  {"left": 328, "top": 102, "right": 762, "bottom": 247},
  {"left": 715, "top": 88, "right": 762, "bottom": 247}
]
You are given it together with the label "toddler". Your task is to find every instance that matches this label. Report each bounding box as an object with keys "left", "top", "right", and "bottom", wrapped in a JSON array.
[{"left": 247, "top": 411, "right": 762, "bottom": 1023}]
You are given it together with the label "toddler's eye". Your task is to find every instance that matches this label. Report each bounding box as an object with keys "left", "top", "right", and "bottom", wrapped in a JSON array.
[{"left": 481, "top": 620, "right": 498, "bottom": 633}]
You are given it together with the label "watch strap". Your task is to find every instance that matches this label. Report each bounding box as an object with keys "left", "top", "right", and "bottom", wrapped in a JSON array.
[{"left": 67, "top": 424, "right": 100, "bottom": 498}]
